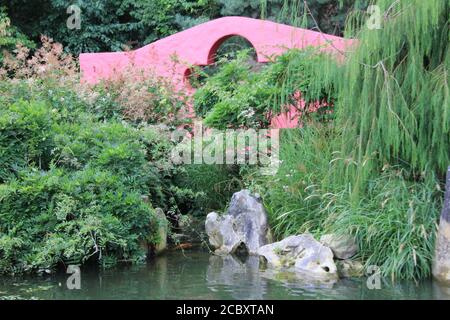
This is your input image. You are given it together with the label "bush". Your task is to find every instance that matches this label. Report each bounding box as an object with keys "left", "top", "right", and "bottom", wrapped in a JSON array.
[
  {"left": 0, "top": 38, "right": 201, "bottom": 274},
  {"left": 0, "top": 167, "right": 159, "bottom": 274},
  {"left": 193, "top": 51, "right": 278, "bottom": 129},
  {"left": 0, "top": 100, "right": 55, "bottom": 182},
  {"left": 0, "top": 96, "right": 200, "bottom": 274}
]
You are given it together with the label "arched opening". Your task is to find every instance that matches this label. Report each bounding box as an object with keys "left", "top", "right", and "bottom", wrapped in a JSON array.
[
  {"left": 186, "top": 35, "right": 260, "bottom": 89},
  {"left": 207, "top": 35, "right": 258, "bottom": 64}
]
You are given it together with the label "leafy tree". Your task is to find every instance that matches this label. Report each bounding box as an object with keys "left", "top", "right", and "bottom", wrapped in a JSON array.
[
  {"left": 4, "top": 0, "right": 219, "bottom": 54},
  {"left": 0, "top": 7, "right": 34, "bottom": 63},
  {"left": 3, "top": 0, "right": 369, "bottom": 55}
]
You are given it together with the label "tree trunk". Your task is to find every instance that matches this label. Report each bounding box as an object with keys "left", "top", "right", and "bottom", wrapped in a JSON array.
[{"left": 433, "top": 167, "right": 450, "bottom": 284}]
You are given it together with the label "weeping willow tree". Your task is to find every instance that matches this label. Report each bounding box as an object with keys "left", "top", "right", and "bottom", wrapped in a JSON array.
[
  {"left": 258, "top": 0, "right": 449, "bottom": 280},
  {"left": 275, "top": 0, "right": 449, "bottom": 189},
  {"left": 333, "top": 0, "right": 449, "bottom": 197}
]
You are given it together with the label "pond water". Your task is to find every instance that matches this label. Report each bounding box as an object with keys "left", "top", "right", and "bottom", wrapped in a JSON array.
[{"left": 1, "top": 249, "right": 449, "bottom": 300}]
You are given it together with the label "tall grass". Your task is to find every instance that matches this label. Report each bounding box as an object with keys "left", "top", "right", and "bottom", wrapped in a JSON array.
[
  {"left": 249, "top": 126, "right": 442, "bottom": 280},
  {"left": 247, "top": 126, "right": 334, "bottom": 237},
  {"left": 323, "top": 169, "right": 441, "bottom": 281}
]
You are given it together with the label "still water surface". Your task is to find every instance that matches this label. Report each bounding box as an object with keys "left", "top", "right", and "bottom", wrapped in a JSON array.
[{"left": 1, "top": 249, "right": 449, "bottom": 300}]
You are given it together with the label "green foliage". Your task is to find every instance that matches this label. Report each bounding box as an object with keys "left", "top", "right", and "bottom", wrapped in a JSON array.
[
  {"left": 3, "top": 0, "right": 368, "bottom": 56},
  {"left": 0, "top": 94, "right": 198, "bottom": 274},
  {"left": 4, "top": 0, "right": 219, "bottom": 54},
  {"left": 0, "top": 167, "right": 159, "bottom": 273},
  {"left": 0, "top": 100, "right": 55, "bottom": 182},
  {"left": 324, "top": 169, "right": 441, "bottom": 281},
  {"left": 11, "top": 0, "right": 143, "bottom": 54},
  {"left": 194, "top": 48, "right": 335, "bottom": 129},
  {"left": 0, "top": 61, "right": 200, "bottom": 274},
  {"left": 330, "top": 0, "right": 449, "bottom": 191},
  {"left": 132, "top": 0, "right": 220, "bottom": 44},
  {"left": 0, "top": 98, "right": 163, "bottom": 274},
  {"left": 174, "top": 164, "right": 242, "bottom": 213}
]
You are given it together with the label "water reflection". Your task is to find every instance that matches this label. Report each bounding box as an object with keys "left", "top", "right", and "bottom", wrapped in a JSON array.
[
  {"left": 0, "top": 250, "right": 449, "bottom": 300},
  {"left": 207, "top": 255, "right": 266, "bottom": 299},
  {"left": 206, "top": 254, "right": 341, "bottom": 299}
]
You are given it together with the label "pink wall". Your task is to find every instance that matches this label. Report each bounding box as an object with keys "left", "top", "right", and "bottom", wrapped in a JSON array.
[{"left": 79, "top": 17, "right": 353, "bottom": 128}]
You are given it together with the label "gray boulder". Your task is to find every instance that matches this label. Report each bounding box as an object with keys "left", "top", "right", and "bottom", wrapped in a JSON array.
[
  {"left": 257, "top": 234, "right": 338, "bottom": 280},
  {"left": 154, "top": 208, "right": 169, "bottom": 255},
  {"left": 205, "top": 212, "right": 241, "bottom": 255},
  {"left": 205, "top": 190, "right": 271, "bottom": 255},
  {"left": 320, "top": 233, "right": 358, "bottom": 260}
]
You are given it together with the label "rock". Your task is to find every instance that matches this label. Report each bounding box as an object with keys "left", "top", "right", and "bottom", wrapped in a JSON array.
[
  {"left": 336, "top": 260, "right": 364, "bottom": 278},
  {"left": 433, "top": 166, "right": 450, "bottom": 284},
  {"left": 140, "top": 197, "right": 169, "bottom": 256},
  {"left": 205, "top": 190, "right": 271, "bottom": 255},
  {"left": 227, "top": 190, "right": 271, "bottom": 253},
  {"left": 154, "top": 208, "right": 168, "bottom": 255},
  {"left": 320, "top": 233, "right": 358, "bottom": 260},
  {"left": 205, "top": 212, "right": 241, "bottom": 255},
  {"left": 257, "top": 234, "right": 338, "bottom": 280}
]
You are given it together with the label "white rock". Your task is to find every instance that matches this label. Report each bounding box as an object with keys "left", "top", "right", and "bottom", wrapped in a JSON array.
[
  {"left": 205, "top": 190, "right": 271, "bottom": 255},
  {"left": 257, "top": 234, "right": 338, "bottom": 280},
  {"left": 205, "top": 212, "right": 241, "bottom": 255}
]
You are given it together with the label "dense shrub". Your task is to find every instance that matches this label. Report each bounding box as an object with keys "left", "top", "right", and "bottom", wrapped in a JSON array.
[
  {"left": 0, "top": 98, "right": 166, "bottom": 274},
  {"left": 0, "top": 167, "right": 159, "bottom": 274},
  {"left": 0, "top": 38, "right": 201, "bottom": 275},
  {"left": 0, "top": 100, "right": 55, "bottom": 182}
]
